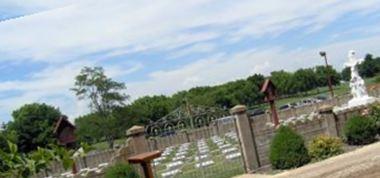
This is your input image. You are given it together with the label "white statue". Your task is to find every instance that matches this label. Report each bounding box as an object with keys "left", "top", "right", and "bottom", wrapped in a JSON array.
[{"left": 344, "top": 50, "right": 376, "bottom": 107}]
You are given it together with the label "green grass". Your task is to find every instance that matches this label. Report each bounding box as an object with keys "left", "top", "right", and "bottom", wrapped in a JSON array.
[
  {"left": 154, "top": 138, "right": 245, "bottom": 178},
  {"left": 91, "top": 138, "right": 126, "bottom": 150}
]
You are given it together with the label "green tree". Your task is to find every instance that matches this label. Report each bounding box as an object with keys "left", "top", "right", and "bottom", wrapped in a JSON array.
[
  {"left": 6, "top": 103, "right": 61, "bottom": 153},
  {"left": 293, "top": 68, "right": 318, "bottom": 93},
  {"left": 270, "top": 70, "right": 296, "bottom": 96},
  {"left": 72, "top": 66, "right": 128, "bottom": 148},
  {"left": 74, "top": 113, "right": 104, "bottom": 144},
  {"left": 314, "top": 65, "right": 341, "bottom": 87},
  {"left": 130, "top": 95, "right": 174, "bottom": 123},
  {"left": 358, "top": 54, "right": 380, "bottom": 78},
  {"left": 341, "top": 67, "right": 351, "bottom": 81}
]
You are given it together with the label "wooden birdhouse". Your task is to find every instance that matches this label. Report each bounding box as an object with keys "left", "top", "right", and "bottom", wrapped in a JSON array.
[
  {"left": 53, "top": 115, "right": 76, "bottom": 148},
  {"left": 261, "top": 79, "right": 279, "bottom": 127},
  {"left": 261, "top": 79, "right": 277, "bottom": 102}
]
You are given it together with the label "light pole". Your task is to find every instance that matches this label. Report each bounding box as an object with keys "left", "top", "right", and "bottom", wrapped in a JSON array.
[{"left": 319, "top": 51, "right": 334, "bottom": 98}]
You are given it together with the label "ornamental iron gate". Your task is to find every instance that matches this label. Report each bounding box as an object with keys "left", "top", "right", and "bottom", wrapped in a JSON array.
[{"left": 145, "top": 105, "right": 230, "bottom": 137}]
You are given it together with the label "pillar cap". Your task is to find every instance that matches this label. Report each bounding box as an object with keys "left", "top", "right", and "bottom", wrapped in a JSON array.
[
  {"left": 126, "top": 125, "right": 145, "bottom": 137},
  {"left": 318, "top": 104, "right": 333, "bottom": 114},
  {"left": 230, "top": 105, "right": 247, "bottom": 115}
]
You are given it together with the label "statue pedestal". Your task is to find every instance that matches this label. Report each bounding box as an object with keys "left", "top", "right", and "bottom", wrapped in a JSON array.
[{"left": 348, "top": 96, "right": 377, "bottom": 108}]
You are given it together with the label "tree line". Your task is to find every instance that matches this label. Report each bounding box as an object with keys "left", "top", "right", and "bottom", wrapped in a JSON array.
[{"left": 1, "top": 54, "right": 380, "bottom": 151}]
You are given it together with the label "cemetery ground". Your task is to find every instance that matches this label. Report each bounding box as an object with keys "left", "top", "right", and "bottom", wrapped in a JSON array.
[
  {"left": 152, "top": 132, "right": 245, "bottom": 178},
  {"left": 235, "top": 140, "right": 380, "bottom": 178}
]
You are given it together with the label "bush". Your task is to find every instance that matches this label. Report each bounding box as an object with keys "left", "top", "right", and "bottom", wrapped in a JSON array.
[
  {"left": 104, "top": 163, "right": 140, "bottom": 178},
  {"left": 269, "top": 126, "right": 310, "bottom": 170},
  {"left": 308, "top": 135, "right": 343, "bottom": 160},
  {"left": 344, "top": 115, "right": 377, "bottom": 145},
  {"left": 370, "top": 105, "right": 380, "bottom": 134}
]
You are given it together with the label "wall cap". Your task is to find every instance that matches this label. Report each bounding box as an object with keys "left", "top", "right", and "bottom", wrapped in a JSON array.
[
  {"left": 318, "top": 104, "right": 334, "bottom": 114},
  {"left": 230, "top": 105, "right": 247, "bottom": 115},
  {"left": 126, "top": 125, "right": 145, "bottom": 136}
]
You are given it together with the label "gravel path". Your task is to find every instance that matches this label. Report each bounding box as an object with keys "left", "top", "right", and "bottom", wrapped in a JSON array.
[{"left": 235, "top": 141, "right": 380, "bottom": 178}]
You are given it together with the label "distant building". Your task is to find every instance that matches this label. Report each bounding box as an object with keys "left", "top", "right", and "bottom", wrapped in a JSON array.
[{"left": 53, "top": 115, "right": 76, "bottom": 148}]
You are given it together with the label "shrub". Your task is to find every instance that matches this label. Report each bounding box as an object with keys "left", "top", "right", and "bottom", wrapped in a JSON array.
[
  {"left": 344, "top": 115, "right": 377, "bottom": 145},
  {"left": 269, "top": 126, "right": 310, "bottom": 170},
  {"left": 308, "top": 135, "right": 343, "bottom": 160},
  {"left": 104, "top": 163, "right": 140, "bottom": 178},
  {"left": 370, "top": 105, "right": 380, "bottom": 134}
]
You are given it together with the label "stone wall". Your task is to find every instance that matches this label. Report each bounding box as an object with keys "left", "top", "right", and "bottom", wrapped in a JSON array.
[{"left": 247, "top": 104, "right": 370, "bottom": 168}]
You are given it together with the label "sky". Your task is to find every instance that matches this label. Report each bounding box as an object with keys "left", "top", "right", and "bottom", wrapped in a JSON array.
[{"left": 1, "top": 0, "right": 380, "bottom": 123}]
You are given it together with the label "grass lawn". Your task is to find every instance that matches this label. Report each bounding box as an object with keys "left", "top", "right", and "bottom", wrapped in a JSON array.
[
  {"left": 153, "top": 137, "right": 245, "bottom": 178},
  {"left": 91, "top": 138, "right": 126, "bottom": 150}
]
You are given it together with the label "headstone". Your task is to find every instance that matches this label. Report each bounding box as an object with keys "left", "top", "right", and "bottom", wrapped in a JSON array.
[
  {"left": 226, "top": 152, "right": 241, "bottom": 160},
  {"left": 166, "top": 161, "right": 184, "bottom": 170},
  {"left": 222, "top": 147, "right": 238, "bottom": 154},
  {"left": 172, "top": 155, "right": 186, "bottom": 161},
  {"left": 195, "top": 154, "right": 209, "bottom": 161},
  {"left": 162, "top": 169, "right": 181, "bottom": 178},
  {"left": 195, "top": 160, "right": 214, "bottom": 168}
]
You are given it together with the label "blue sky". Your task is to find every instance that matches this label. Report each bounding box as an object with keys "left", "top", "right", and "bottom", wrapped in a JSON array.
[{"left": 1, "top": 0, "right": 380, "bottom": 123}]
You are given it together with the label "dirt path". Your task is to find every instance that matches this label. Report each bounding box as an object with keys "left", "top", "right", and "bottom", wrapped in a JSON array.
[{"left": 235, "top": 142, "right": 380, "bottom": 178}]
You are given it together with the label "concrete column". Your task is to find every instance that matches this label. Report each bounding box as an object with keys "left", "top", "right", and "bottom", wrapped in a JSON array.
[
  {"left": 126, "top": 125, "right": 149, "bottom": 155},
  {"left": 318, "top": 105, "right": 338, "bottom": 137},
  {"left": 231, "top": 105, "right": 260, "bottom": 173}
]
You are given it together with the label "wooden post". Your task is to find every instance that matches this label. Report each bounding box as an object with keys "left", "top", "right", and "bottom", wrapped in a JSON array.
[
  {"left": 261, "top": 79, "right": 280, "bottom": 126},
  {"left": 269, "top": 100, "right": 279, "bottom": 126},
  {"left": 128, "top": 151, "right": 162, "bottom": 178}
]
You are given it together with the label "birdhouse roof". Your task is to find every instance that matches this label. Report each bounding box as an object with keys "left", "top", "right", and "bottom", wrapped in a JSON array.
[
  {"left": 53, "top": 115, "right": 75, "bottom": 134},
  {"left": 260, "top": 79, "right": 276, "bottom": 93}
]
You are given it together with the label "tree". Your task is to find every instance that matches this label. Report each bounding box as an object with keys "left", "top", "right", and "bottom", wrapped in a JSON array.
[
  {"left": 74, "top": 113, "right": 104, "bottom": 144},
  {"left": 293, "top": 68, "right": 318, "bottom": 93},
  {"left": 6, "top": 103, "right": 61, "bottom": 153},
  {"left": 341, "top": 67, "right": 351, "bottom": 81},
  {"left": 358, "top": 54, "right": 380, "bottom": 78},
  {"left": 314, "top": 65, "right": 341, "bottom": 87},
  {"left": 128, "top": 95, "right": 174, "bottom": 123},
  {"left": 270, "top": 70, "right": 296, "bottom": 96},
  {"left": 72, "top": 66, "right": 128, "bottom": 148}
]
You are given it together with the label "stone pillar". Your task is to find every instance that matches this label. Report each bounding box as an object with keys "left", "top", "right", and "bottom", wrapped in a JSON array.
[
  {"left": 126, "top": 125, "right": 149, "bottom": 155},
  {"left": 231, "top": 105, "right": 260, "bottom": 173},
  {"left": 319, "top": 105, "right": 338, "bottom": 137}
]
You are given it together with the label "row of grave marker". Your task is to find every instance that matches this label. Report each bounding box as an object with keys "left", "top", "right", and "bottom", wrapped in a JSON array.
[{"left": 153, "top": 131, "right": 241, "bottom": 178}]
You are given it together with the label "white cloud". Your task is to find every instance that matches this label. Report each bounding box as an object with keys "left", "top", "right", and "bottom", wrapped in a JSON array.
[
  {"left": 0, "top": 0, "right": 79, "bottom": 13},
  {"left": 1, "top": 0, "right": 380, "bottom": 122},
  {"left": 168, "top": 43, "right": 216, "bottom": 59},
  {"left": 1, "top": 0, "right": 379, "bottom": 63}
]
